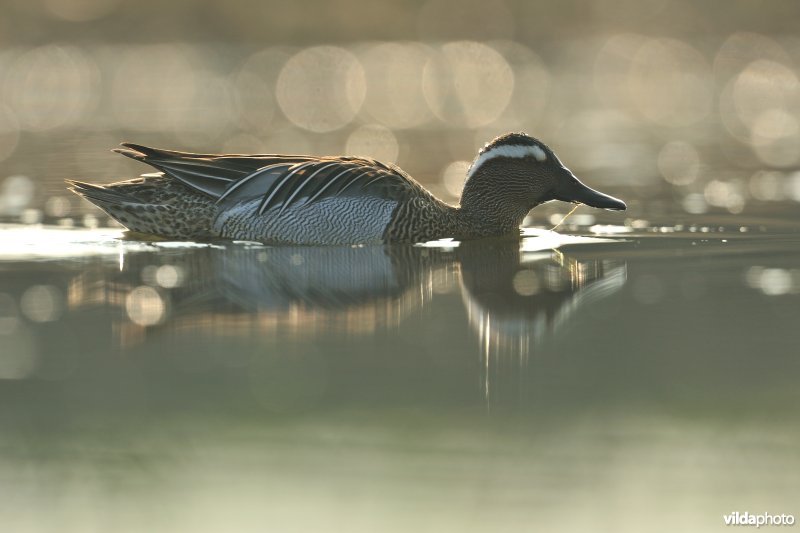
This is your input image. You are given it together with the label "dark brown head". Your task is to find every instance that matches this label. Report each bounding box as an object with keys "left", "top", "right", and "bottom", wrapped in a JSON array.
[{"left": 459, "top": 133, "right": 626, "bottom": 230}]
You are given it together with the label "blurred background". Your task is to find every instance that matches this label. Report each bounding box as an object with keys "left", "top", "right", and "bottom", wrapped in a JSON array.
[
  {"left": 1, "top": 2, "right": 800, "bottom": 532},
  {"left": 1, "top": 0, "right": 800, "bottom": 225}
]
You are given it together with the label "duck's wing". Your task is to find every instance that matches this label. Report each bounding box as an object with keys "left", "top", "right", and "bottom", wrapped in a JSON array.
[
  {"left": 115, "top": 143, "right": 317, "bottom": 198},
  {"left": 214, "top": 157, "right": 421, "bottom": 216},
  {"left": 116, "top": 143, "right": 418, "bottom": 214}
]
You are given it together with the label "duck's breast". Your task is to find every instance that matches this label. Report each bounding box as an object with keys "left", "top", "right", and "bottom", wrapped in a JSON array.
[{"left": 213, "top": 196, "right": 398, "bottom": 245}]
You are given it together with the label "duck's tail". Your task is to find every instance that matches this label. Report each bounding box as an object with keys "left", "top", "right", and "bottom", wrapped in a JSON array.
[{"left": 67, "top": 176, "right": 217, "bottom": 240}]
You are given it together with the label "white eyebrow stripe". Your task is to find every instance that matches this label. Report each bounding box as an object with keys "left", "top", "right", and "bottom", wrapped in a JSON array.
[{"left": 467, "top": 144, "right": 547, "bottom": 178}]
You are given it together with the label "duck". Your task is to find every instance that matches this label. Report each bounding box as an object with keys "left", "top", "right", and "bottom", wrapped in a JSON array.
[{"left": 67, "top": 132, "right": 626, "bottom": 245}]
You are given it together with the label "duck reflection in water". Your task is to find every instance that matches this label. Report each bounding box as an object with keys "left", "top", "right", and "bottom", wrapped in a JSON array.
[
  {"left": 62, "top": 235, "right": 625, "bottom": 402},
  {"left": 457, "top": 239, "right": 626, "bottom": 404}
]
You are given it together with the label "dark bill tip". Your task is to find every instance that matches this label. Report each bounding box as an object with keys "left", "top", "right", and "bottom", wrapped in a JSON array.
[
  {"left": 580, "top": 193, "right": 627, "bottom": 211},
  {"left": 556, "top": 174, "right": 627, "bottom": 211}
]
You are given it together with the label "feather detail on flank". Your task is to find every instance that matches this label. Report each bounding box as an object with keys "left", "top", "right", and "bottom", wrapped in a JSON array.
[
  {"left": 467, "top": 144, "right": 547, "bottom": 178},
  {"left": 215, "top": 162, "right": 293, "bottom": 203},
  {"left": 257, "top": 161, "right": 319, "bottom": 215}
]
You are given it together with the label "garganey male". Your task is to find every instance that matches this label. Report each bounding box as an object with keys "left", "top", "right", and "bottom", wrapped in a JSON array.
[{"left": 68, "top": 132, "right": 626, "bottom": 245}]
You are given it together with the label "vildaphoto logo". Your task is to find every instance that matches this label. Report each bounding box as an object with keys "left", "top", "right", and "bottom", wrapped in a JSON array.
[{"left": 723, "top": 512, "right": 795, "bottom": 528}]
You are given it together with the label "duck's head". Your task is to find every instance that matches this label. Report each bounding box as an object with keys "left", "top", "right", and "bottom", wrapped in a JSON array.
[{"left": 461, "top": 133, "right": 626, "bottom": 221}]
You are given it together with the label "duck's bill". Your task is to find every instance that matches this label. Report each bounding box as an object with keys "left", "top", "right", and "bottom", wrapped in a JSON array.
[{"left": 555, "top": 173, "right": 627, "bottom": 211}]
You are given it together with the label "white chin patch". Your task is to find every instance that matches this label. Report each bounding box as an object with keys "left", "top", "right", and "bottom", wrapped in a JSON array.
[{"left": 467, "top": 144, "right": 547, "bottom": 178}]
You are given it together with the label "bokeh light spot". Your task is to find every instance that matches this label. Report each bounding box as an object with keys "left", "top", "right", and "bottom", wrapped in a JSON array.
[
  {"left": 235, "top": 48, "right": 289, "bottom": 133},
  {"left": 82, "top": 214, "right": 100, "bottom": 228},
  {"left": 423, "top": 41, "right": 514, "bottom": 128},
  {"left": 45, "top": 196, "right": 72, "bottom": 218},
  {"left": 787, "top": 172, "right": 800, "bottom": 202},
  {"left": 155, "top": 265, "right": 185, "bottom": 289},
  {"left": 704, "top": 180, "right": 745, "bottom": 213},
  {"left": 594, "top": 33, "right": 648, "bottom": 106},
  {"left": 345, "top": 124, "right": 399, "bottom": 163},
  {"left": 20, "top": 285, "right": 63, "bottom": 323},
  {"left": 733, "top": 60, "right": 798, "bottom": 126},
  {"left": 20, "top": 209, "right": 43, "bottom": 225},
  {"left": 512, "top": 270, "right": 540, "bottom": 296},
  {"left": 276, "top": 46, "right": 366, "bottom": 133},
  {"left": 0, "top": 175, "right": 35, "bottom": 216},
  {"left": 486, "top": 40, "right": 551, "bottom": 130},
  {"left": 756, "top": 268, "right": 793, "bottom": 296},
  {"left": 3, "top": 45, "right": 98, "bottom": 131},
  {"left": 125, "top": 286, "right": 166, "bottom": 326},
  {"left": 360, "top": 42, "right": 433, "bottom": 129},
  {"left": 714, "top": 33, "right": 791, "bottom": 83},
  {"left": 657, "top": 141, "right": 700, "bottom": 186},
  {"left": 750, "top": 109, "right": 800, "bottom": 167},
  {"left": 172, "top": 74, "right": 238, "bottom": 146},
  {"left": 748, "top": 171, "right": 784, "bottom": 201},
  {"left": 441, "top": 160, "right": 471, "bottom": 200},
  {"left": 751, "top": 109, "right": 799, "bottom": 143},
  {"left": 111, "top": 45, "right": 199, "bottom": 131},
  {"left": 628, "top": 39, "right": 712, "bottom": 127},
  {"left": 722, "top": 59, "right": 800, "bottom": 146}
]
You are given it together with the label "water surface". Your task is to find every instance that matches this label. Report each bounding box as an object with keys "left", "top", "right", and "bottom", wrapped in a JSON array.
[{"left": 1, "top": 221, "right": 798, "bottom": 532}]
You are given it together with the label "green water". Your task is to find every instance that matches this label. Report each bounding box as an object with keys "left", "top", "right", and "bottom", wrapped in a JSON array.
[{"left": 0, "top": 222, "right": 798, "bottom": 532}]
